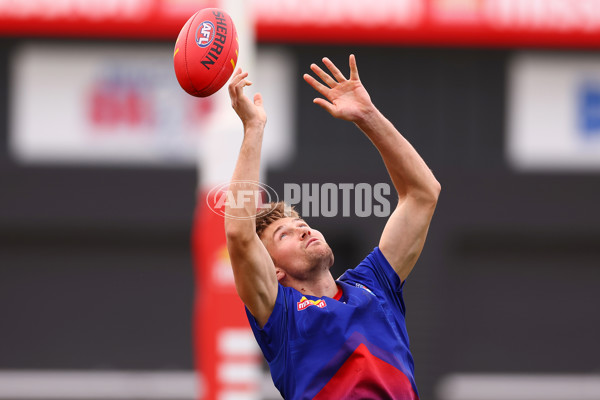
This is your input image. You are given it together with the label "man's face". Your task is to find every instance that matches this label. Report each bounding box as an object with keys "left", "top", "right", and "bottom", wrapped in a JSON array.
[{"left": 261, "top": 217, "right": 334, "bottom": 283}]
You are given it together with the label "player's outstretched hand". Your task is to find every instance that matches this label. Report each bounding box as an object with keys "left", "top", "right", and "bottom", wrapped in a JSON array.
[
  {"left": 303, "top": 54, "right": 375, "bottom": 124},
  {"left": 228, "top": 68, "right": 267, "bottom": 129}
]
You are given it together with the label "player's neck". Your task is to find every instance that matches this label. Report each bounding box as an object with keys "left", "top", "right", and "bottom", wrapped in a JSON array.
[{"left": 292, "top": 272, "right": 337, "bottom": 299}]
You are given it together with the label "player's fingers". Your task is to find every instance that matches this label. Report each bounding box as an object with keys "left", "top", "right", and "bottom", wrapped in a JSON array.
[
  {"left": 349, "top": 54, "right": 360, "bottom": 81},
  {"left": 229, "top": 71, "right": 249, "bottom": 96},
  {"left": 230, "top": 69, "right": 246, "bottom": 84},
  {"left": 228, "top": 78, "right": 237, "bottom": 99},
  {"left": 310, "top": 63, "right": 337, "bottom": 88},
  {"left": 234, "top": 72, "right": 249, "bottom": 86},
  {"left": 233, "top": 84, "right": 248, "bottom": 104},
  {"left": 234, "top": 78, "right": 252, "bottom": 97},
  {"left": 313, "top": 98, "right": 336, "bottom": 115},
  {"left": 303, "top": 73, "right": 330, "bottom": 98},
  {"left": 254, "top": 93, "right": 263, "bottom": 107},
  {"left": 322, "top": 57, "right": 346, "bottom": 82}
]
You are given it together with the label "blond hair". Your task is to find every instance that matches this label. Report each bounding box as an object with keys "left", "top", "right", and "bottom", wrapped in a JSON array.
[{"left": 255, "top": 202, "right": 299, "bottom": 238}]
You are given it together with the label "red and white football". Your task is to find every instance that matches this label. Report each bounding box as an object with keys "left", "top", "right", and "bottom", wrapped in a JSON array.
[{"left": 173, "top": 8, "right": 239, "bottom": 97}]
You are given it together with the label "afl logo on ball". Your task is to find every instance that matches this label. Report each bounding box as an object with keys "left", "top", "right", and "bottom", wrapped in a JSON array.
[{"left": 195, "top": 21, "right": 215, "bottom": 48}]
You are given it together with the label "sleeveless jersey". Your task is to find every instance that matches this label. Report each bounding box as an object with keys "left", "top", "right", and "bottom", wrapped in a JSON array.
[{"left": 246, "top": 247, "right": 419, "bottom": 400}]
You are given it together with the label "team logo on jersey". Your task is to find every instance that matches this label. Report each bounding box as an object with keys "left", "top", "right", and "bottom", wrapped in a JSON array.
[
  {"left": 355, "top": 283, "right": 375, "bottom": 296},
  {"left": 297, "top": 296, "right": 327, "bottom": 311}
]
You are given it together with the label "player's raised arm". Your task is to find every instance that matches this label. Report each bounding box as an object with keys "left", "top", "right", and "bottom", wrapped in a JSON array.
[
  {"left": 224, "top": 68, "right": 278, "bottom": 327},
  {"left": 303, "top": 55, "right": 441, "bottom": 282}
]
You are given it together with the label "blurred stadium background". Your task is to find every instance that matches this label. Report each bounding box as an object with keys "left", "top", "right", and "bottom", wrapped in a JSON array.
[{"left": 1, "top": 0, "right": 600, "bottom": 399}]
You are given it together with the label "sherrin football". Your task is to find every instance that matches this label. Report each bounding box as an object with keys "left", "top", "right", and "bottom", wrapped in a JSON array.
[{"left": 173, "top": 8, "right": 239, "bottom": 97}]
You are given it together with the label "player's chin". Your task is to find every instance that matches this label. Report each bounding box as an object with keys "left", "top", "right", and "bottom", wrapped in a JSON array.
[
  {"left": 326, "top": 250, "right": 335, "bottom": 269},
  {"left": 308, "top": 243, "right": 334, "bottom": 268}
]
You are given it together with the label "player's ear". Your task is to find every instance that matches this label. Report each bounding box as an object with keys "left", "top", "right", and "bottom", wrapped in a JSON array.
[{"left": 275, "top": 268, "right": 286, "bottom": 283}]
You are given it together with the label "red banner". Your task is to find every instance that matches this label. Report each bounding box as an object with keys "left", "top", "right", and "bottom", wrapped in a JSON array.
[
  {"left": 2, "top": 0, "right": 600, "bottom": 48},
  {"left": 0, "top": 0, "right": 215, "bottom": 39},
  {"left": 192, "top": 191, "right": 262, "bottom": 400},
  {"left": 254, "top": 0, "right": 600, "bottom": 47}
]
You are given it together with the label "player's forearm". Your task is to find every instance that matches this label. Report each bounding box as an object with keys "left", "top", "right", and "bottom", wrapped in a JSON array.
[
  {"left": 356, "top": 108, "right": 441, "bottom": 202},
  {"left": 224, "top": 123, "right": 264, "bottom": 239}
]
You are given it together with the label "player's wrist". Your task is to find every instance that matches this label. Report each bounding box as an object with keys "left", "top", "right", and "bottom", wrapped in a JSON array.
[
  {"left": 353, "top": 104, "right": 380, "bottom": 129},
  {"left": 243, "top": 119, "right": 266, "bottom": 133}
]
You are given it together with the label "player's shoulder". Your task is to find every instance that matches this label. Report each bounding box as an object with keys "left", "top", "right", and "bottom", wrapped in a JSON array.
[
  {"left": 339, "top": 247, "right": 403, "bottom": 292},
  {"left": 339, "top": 247, "right": 384, "bottom": 279}
]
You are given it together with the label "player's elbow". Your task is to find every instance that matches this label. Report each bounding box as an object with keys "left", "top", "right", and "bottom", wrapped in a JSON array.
[
  {"left": 412, "top": 179, "right": 441, "bottom": 206},
  {"left": 429, "top": 179, "right": 441, "bottom": 202},
  {"left": 224, "top": 221, "right": 256, "bottom": 244},
  {"left": 424, "top": 175, "right": 441, "bottom": 202}
]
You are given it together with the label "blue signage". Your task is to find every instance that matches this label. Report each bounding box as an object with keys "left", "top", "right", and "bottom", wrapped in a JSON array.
[{"left": 579, "top": 80, "right": 600, "bottom": 138}]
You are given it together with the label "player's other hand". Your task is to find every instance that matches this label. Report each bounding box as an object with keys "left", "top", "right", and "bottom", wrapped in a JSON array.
[
  {"left": 303, "top": 54, "right": 375, "bottom": 124},
  {"left": 228, "top": 68, "right": 267, "bottom": 130}
]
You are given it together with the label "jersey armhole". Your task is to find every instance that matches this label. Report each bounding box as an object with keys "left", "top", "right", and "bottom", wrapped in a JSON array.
[
  {"left": 374, "top": 247, "right": 404, "bottom": 292},
  {"left": 246, "top": 283, "right": 286, "bottom": 332}
]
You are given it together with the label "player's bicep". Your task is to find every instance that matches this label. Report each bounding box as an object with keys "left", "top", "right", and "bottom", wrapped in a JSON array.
[
  {"left": 226, "top": 235, "right": 278, "bottom": 328},
  {"left": 379, "top": 196, "right": 437, "bottom": 282}
]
